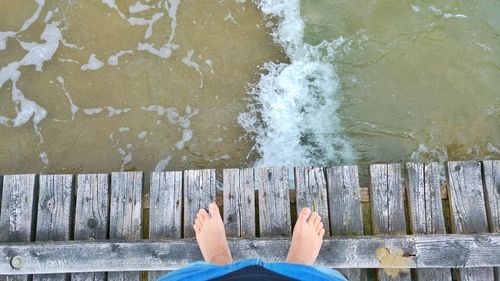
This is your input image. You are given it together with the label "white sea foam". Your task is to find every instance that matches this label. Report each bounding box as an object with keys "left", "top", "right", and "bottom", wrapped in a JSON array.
[
  {"left": 108, "top": 50, "right": 133, "bottom": 65},
  {"left": 0, "top": 0, "right": 45, "bottom": 50},
  {"left": 128, "top": 12, "right": 164, "bottom": 39},
  {"left": 118, "top": 147, "right": 133, "bottom": 170},
  {"left": 83, "top": 108, "right": 103, "bottom": 115},
  {"left": 57, "top": 76, "right": 79, "bottom": 120},
  {"left": 81, "top": 54, "right": 104, "bottom": 71},
  {"left": 129, "top": 1, "right": 151, "bottom": 13},
  {"left": 0, "top": 21, "right": 61, "bottom": 140},
  {"left": 429, "top": 6, "right": 467, "bottom": 19},
  {"left": 175, "top": 129, "right": 193, "bottom": 150},
  {"left": 238, "top": 0, "right": 355, "bottom": 167},
  {"left": 182, "top": 50, "right": 203, "bottom": 88},
  {"left": 20, "top": 0, "right": 45, "bottom": 32},
  {"left": 141, "top": 105, "right": 198, "bottom": 150},
  {"left": 155, "top": 155, "right": 171, "bottom": 171},
  {"left": 137, "top": 0, "right": 180, "bottom": 58},
  {"left": 0, "top": 31, "right": 16, "bottom": 50},
  {"left": 39, "top": 151, "right": 49, "bottom": 165}
]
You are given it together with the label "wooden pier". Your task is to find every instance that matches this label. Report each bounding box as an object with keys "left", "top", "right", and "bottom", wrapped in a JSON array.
[{"left": 0, "top": 160, "right": 499, "bottom": 281}]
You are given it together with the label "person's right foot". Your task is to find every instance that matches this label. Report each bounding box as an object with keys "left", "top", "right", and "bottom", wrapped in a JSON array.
[{"left": 286, "top": 207, "right": 325, "bottom": 265}]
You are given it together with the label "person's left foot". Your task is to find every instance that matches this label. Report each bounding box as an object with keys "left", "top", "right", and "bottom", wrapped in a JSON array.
[{"left": 194, "top": 203, "right": 233, "bottom": 265}]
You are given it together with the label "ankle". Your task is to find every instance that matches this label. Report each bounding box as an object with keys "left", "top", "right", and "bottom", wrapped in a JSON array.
[{"left": 209, "top": 253, "right": 232, "bottom": 265}]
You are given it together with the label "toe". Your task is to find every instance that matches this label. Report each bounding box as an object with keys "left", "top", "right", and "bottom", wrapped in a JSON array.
[
  {"left": 313, "top": 215, "right": 321, "bottom": 226},
  {"left": 199, "top": 208, "right": 210, "bottom": 221},
  {"left": 307, "top": 212, "right": 319, "bottom": 224},
  {"left": 194, "top": 224, "right": 200, "bottom": 233},
  {"left": 195, "top": 218, "right": 203, "bottom": 230},
  {"left": 319, "top": 228, "right": 325, "bottom": 239},
  {"left": 197, "top": 212, "right": 205, "bottom": 223},
  {"left": 316, "top": 222, "right": 323, "bottom": 233},
  {"left": 208, "top": 202, "right": 221, "bottom": 219},
  {"left": 298, "top": 208, "right": 311, "bottom": 222}
]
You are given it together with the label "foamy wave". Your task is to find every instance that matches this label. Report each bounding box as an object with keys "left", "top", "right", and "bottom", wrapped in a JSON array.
[{"left": 238, "top": 0, "right": 355, "bottom": 167}]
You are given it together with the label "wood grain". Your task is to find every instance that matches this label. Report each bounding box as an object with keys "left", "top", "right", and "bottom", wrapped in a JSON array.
[
  {"left": 108, "top": 172, "right": 143, "bottom": 281},
  {"left": 326, "top": 165, "right": 365, "bottom": 281},
  {"left": 370, "top": 164, "right": 410, "bottom": 281},
  {"left": 0, "top": 175, "right": 36, "bottom": 281},
  {"left": 482, "top": 160, "right": 500, "bottom": 281},
  {"left": 294, "top": 167, "right": 330, "bottom": 236},
  {"left": 406, "top": 163, "right": 451, "bottom": 281},
  {"left": 1, "top": 234, "right": 499, "bottom": 274},
  {"left": 223, "top": 169, "right": 255, "bottom": 238},
  {"left": 33, "top": 175, "right": 74, "bottom": 281},
  {"left": 183, "top": 169, "right": 216, "bottom": 238},
  {"left": 447, "top": 161, "right": 494, "bottom": 281},
  {"left": 256, "top": 167, "right": 291, "bottom": 238},
  {"left": 72, "top": 174, "right": 109, "bottom": 281},
  {"left": 148, "top": 171, "right": 182, "bottom": 281}
]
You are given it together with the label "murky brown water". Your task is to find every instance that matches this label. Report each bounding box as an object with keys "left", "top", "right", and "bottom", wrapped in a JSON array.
[{"left": 0, "top": 0, "right": 284, "bottom": 174}]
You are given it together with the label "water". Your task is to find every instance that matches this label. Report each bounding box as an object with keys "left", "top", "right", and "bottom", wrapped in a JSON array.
[{"left": 0, "top": 0, "right": 499, "bottom": 174}]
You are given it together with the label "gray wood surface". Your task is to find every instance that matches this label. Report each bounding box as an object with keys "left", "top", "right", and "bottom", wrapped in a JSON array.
[
  {"left": 148, "top": 171, "right": 182, "bottom": 281},
  {"left": 483, "top": 160, "right": 500, "bottom": 281},
  {"left": 406, "top": 163, "right": 451, "bottom": 281},
  {"left": 33, "top": 175, "right": 74, "bottom": 281},
  {"left": 294, "top": 167, "right": 330, "bottom": 236},
  {"left": 72, "top": 174, "right": 109, "bottom": 281},
  {"left": 109, "top": 172, "right": 143, "bottom": 281},
  {"left": 183, "top": 169, "right": 216, "bottom": 238},
  {"left": 447, "top": 161, "right": 495, "bottom": 281},
  {"left": 256, "top": 167, "right": 291, "bottom": 238},
  {"left": 223, "top": 168, "right": 255, "bottom": 238},
  {"left": 0, "top": 175, "right": 36, "bottom": 281},
  {"left": 1, "top": 234, "right": 499, "bottom": 274},
  {"left": 370, "top": 164, "right": 410, "bottom": 281},
  {"left": 326, "top": 165, "right": 365, "bottom": 281}
]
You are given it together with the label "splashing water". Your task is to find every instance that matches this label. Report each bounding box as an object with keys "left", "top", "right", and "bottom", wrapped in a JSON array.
[{"left": 239, "top": 0, "right": 355, "bottom": 168}]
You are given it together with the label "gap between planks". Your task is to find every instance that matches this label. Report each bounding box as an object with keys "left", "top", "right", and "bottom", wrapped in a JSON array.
[{"left": 142, "top": 185, "right": 449, "bottom": 209}]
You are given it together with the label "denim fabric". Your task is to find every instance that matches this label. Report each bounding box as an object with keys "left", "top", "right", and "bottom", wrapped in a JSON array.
[{"left": 158, "top": 259, "right": 347, "bottom": 281}]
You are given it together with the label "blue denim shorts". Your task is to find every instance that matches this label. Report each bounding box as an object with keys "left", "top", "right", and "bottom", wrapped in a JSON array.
[{"left": 158, "top": 259, "right": 347, "bottom": 281}]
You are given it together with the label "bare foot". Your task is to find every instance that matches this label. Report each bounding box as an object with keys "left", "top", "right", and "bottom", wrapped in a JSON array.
[
  {"left": 194, "top": 203, "right": 232, "bottom": 265},
  {"left": 286, "top": 207, "right": 325, "bottom": 265}
]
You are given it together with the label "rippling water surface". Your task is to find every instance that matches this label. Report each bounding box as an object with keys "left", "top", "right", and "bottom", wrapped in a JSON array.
[{"left": 0, "top": 0, "right": 498, "bottom": 174}]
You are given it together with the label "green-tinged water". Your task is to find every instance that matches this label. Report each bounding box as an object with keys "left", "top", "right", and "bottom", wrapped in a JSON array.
[{"left": 302, "top": 0, "right": 499, "bottom": 164}]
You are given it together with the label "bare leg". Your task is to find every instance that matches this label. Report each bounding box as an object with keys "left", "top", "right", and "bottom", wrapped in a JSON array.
[
  {"left": 194, "top": 203, "right": 232, "bottom": 265},
  {"left": 286, "top": 207, "right": 325, "bottom": 265}
]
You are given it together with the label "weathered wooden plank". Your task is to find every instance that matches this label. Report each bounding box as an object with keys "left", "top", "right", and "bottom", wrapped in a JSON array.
[
  {"left": 1, "top": 234, "right": 500, "bottom": 274},
  {"left": 148, "top": 171, "right": 182, "bottom": 281},
  {"left": 295, "top": 167, "right": 330, "bottom": 236},
  {"left": 0, "top": 175, "right": 36, "bottom": 281},
  {"left": 223, "top": 169, "right": 255, "bottom": 238},
  {"left": 108, "top": 172, "right": 143, "bottom": 281},
  {"left": 72, "top": 174, "right": 109, "bottom": 281},
  {"left": 483, "top": 160, "right": 500, "bottom": 281},
  {"left": 447, "top": 161, "right": 495, "bottom": 281},
  {"left": 370, "top": 164, "right": 410, "bottom": 281},
  {"left": 209, "top": 184, "right": 450, "bottom": 207},
  {"left": 406, "top": 163, "right": 452, "bottom": 281},
  {"left": 33, "top": 175, "right": 74, "bottom": 281},
  {"left": 183, "top": 169, "right": 216, "bottom": 238},
  {"left": 326, "top": 165, "right": 365, "bottom": 281},
  {"left": 256, "top": 167, "right": 291, "bottom": 238}
]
